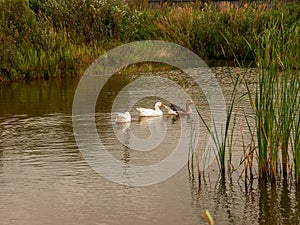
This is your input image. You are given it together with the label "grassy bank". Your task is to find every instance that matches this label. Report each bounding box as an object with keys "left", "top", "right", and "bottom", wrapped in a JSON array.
[{"left": 0, "top": 0, "right": 300, "bottom": 81}]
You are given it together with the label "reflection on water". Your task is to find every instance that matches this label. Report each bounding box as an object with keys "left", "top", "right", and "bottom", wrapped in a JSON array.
[
  {"left": 257, "top": 180, "right": 300, "bottom": 225},
  {"left": 188, "top": 174, "right": 300, "bottom": 225},
  {"left": 0, "top": 69, "right": 299, "bottom": 225}
]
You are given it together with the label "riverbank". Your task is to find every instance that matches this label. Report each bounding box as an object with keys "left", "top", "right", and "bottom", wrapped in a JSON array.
[{"left": 0, "top": 0, "right": 299, "bottom": 81}]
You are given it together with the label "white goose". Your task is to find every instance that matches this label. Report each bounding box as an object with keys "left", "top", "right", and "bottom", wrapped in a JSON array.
[
  {"left": 136, "top": 102, "right": 164, "bottom": 117},
  {"left": 115, "top": 112, "right": 131, "bottom": 123}
]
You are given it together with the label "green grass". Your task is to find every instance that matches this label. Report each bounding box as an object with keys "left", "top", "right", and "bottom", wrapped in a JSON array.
[
  {"left": 193, "top": 11, "right": 300, "bottom": 184},
  {"left": 196, "top": 70, "right": 241, "bottom": 174},
  {"left": 250, "top": 17, "right": 300, "bottom": 182},
  {"left": 293, "top": 111, "right": 300, "bottom": 184}
]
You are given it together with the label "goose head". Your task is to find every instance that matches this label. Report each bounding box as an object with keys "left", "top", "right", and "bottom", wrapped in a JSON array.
[
  {"left": 186, "top": 99, "right": 194, "bottom": 105},
  {"left": 185, "top": 99, "right": 194, "bottom": 114},
  {"left": 154, "top": 102, "right": 164, "bottom": 110}
]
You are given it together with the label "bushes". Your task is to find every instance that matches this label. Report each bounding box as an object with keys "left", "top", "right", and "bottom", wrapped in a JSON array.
[
  {"left": 0, "top": 0, "right": 102, "bottom": 81},
  {"left": 0, "top": 0, "right": 300, "bottom": 81},
  {"left": 0, "top": 0, "right": 39, "bottom": 80},
  {"left": 29, "top": 0, "right": 144, "bottom": 44},
  {"left": 154, "top": 3, "right": 300, "bottom": 61}
]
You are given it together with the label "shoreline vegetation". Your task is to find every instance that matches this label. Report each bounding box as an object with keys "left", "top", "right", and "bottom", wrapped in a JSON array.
[{"left": 0, "top": 0, "right": 299, "bottom": 81}]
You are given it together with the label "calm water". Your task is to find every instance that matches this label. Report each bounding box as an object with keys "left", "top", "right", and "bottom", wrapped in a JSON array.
[{"left": 1, "top": 68, "right": 300, "bottom": 225}]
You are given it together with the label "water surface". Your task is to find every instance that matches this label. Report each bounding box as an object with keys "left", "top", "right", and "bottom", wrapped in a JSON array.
[{"left": 1, "top": 69, "right": 300, "bottom": 225}]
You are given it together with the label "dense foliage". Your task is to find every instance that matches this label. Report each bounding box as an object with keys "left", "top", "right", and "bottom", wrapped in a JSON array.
[{"left": 0, "top": 0, "right": 299, "bottom": 81}]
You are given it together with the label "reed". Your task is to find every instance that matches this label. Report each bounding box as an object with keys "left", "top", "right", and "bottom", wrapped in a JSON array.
[
  {"left": 242, "top": 111, "right": 256, "bottom": 182},
  {"left": 188, "top": 122, "right": 200, "bottom": 183},
  {"left": 215, "top": 12, "right": 300, "bottom": 183},
  {"left": 253, "top": 17, "right": 300, "bottom": 181},
  {"left": 196, "top": 70, "right": 241, "bottom": 174},
  {"left": 293, "top": 111, "right": 300, "bottom": 184},
  {"left": 289, "top": 27, "right": 300, "bottom": 184}
]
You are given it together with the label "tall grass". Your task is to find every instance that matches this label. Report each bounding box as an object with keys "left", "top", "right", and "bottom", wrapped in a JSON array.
[
  {"left": 1, "top": 0, "right": 300, "bottom": 81},
  {"left": 293, "top": 110, "right": 300, "bottom": 183},
  {"left": 196, "top": 71, "right": 241, "bottom": 174},
  {"left": 153, "top": 2, "right": 300, "bottom": 60},
  {"left": 192, "top": 7, "right": 300, "bottom": 184},
  {"left": 253, "top": 17, "right": 300, "bottom": 181}
]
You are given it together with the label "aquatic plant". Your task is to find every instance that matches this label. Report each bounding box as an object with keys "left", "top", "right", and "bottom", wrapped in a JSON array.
[
  {"left": 239, "top": 110, "right": 256, "bottom": 183},
  {"left": 293, "top": 110, "right": 300, "bottom": 184},
  {"left": 252, "top": 17, "right": 300, "bottom": 181},
  {"left": 194, "top": 11, "right": 300, "bottom": 184},
  {"left": 196, "top": 70, "right": 241, "bottom": 174},
  {"left": 188, "top": 122, "right": 198, "bottom": 181}
]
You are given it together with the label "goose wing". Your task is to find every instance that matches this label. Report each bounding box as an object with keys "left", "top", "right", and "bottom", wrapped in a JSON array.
[
  {"left": 164, "top": 105, "right": 178, "bottom": 115},
  {"left": 170, "top": 103, "right": 186, "bottom": 113},
  {"left": 136, "top": 107, "right": 162, "bottom": 117}
]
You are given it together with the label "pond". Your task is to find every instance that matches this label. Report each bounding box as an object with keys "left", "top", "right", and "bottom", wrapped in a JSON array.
[{"left": 1, "top": 67, "right": 300, "bottom": 225}]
